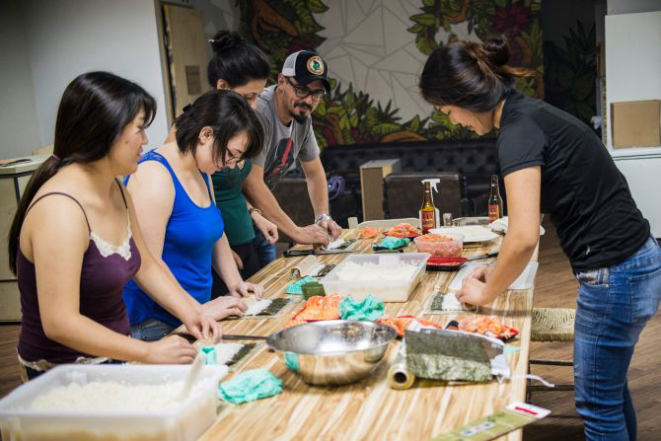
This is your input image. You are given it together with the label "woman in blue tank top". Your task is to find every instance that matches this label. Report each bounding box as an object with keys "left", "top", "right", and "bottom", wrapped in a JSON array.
[{"left": 123, "top": 90, "right": 265, "bottom": 341}]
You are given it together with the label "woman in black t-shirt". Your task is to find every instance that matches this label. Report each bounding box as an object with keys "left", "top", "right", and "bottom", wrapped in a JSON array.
[{"left": 419, "top": 38, "right": 661, "bottom": 441}]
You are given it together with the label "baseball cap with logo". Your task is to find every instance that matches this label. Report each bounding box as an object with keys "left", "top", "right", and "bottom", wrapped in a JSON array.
[{"left": 281, "top": 50, "right": 331, "bottom": 93}]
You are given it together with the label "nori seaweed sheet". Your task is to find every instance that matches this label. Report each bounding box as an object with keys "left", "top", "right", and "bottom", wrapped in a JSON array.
[
  {"left": 430, "top": 293, "right": 447, "bottom": 311},
  {"left": 429, "top": 292, "right": 476, "bottom": 312},
  {"left": 227, "top": 343, "right": 256, "bottom": 367},
  {"left": 256, "top": 298, "right": 291, "bottom": 316},
  {"left": 334, "top": 239, "right": 356, "bottom": 250},
  {"left": 314, "top": 264, "right": 336, "bottom": 278},
  {"left": 405, "top": 329, "right": 492, "bottom": 382}
]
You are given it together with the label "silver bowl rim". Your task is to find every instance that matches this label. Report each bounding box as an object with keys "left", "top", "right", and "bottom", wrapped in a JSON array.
[{"left": 266, "top": 320, "right": 397, "bottom": 356}]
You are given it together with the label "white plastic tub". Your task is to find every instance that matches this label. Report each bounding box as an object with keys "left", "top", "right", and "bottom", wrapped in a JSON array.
[
  {"left": 0, "top": 364, "right": 227, "bottom": 441},
  {"left": 320, "top": 253, "right": 430, "bottom": 302}
]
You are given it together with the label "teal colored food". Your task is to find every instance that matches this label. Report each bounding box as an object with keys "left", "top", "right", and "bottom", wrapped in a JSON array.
[
  {"left": 218, "top": 369, "right": 283, "bottom": 404},
  {"left": 339, "top": 295, "right": 385, "bottom": 321}
]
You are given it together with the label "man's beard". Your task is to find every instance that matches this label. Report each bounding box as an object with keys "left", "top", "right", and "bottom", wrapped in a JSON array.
[{"left": 291, "top": 103, "right": 311, "bottom": 124}]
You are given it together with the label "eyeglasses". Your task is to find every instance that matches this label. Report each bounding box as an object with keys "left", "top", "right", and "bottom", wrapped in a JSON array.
[
  {"left": 285, "top": 77, "right": 325, "bottom": 100},
  {"left": 224, "top": 149, "right": 245, "bottom": 169}
]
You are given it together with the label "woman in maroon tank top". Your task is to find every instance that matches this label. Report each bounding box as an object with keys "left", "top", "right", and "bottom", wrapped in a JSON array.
[{"left": 7, "top": 72, "right": 220, "bottom": 379}]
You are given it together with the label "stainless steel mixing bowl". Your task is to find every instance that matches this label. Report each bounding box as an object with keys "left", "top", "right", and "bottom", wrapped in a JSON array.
[{"left": 266, "top": 320, "right": 397, "bottom": 386}]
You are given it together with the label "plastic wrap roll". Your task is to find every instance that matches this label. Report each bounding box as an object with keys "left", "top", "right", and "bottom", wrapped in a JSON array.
[
  {"left": 290, "top": 255, "right": 321, "bottom": 279},
  {"left": 387, "top": 354, "right": 416, "bottom": 390}
]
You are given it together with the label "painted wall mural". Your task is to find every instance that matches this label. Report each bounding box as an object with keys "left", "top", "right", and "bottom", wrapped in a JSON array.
[{"left": 233, "top": 0, "right": 544, "bottom": 148}]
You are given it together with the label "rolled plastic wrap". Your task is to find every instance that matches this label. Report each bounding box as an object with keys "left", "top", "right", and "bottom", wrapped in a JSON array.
[
  {"left": 387, "top": 353, "right": 416, "bottom": 390},
  {"left": 289, "top": 255, "right": 321, "bottom": 279}
]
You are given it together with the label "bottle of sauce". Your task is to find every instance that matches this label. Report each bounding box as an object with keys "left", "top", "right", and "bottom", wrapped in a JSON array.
[
  {"left": 420, "top": 180, "right": 437, "bottom": 234},
  {"left": 488, "top": 175, "right": 503, "bottom": 223}
]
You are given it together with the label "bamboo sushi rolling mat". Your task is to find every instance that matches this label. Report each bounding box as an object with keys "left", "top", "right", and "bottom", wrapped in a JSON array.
[{"left": 199, "top": 230, "right": 534, "bottom": 441}]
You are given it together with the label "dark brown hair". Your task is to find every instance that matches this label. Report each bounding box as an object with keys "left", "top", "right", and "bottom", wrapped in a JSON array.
[
  {"left": 174, "top": 89, "right": 263, "bottom": 164},
  {"left": 419, "top": 37, "right": 539, "bottom": 112},
  {"left": 207, "top": 30, "right": 271, "bottom": 88},
  {"left": 8, "top": 71, "right": 156, "bottom": 274}
]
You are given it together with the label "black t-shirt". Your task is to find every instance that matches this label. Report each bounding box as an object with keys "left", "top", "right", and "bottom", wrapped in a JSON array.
[{"left": 497, "top": 91, "right": 650, "bottom": 271}]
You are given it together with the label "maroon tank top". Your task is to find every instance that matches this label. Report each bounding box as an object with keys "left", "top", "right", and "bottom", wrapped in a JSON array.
[{"left": 17, "top": 181, "right": 141, "bottom": 364}]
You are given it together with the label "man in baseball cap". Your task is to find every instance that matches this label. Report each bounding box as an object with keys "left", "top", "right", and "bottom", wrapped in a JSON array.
[{"left": 242, "top": 50, "right": 341, "bottom": 266}]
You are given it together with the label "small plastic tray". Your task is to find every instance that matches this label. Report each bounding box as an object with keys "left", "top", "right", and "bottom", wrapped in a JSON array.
[
  {"left": 320, "top": 253, "right": 430, "bottom": 302},
  {"left": 0, "top": 364, "right": 227, "bottom": 441}
]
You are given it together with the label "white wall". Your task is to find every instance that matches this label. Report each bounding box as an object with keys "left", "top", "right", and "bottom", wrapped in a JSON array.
[
  {"left": 605, "top": 9, "right": 661, "bottom": 236},
  {"left": 605, "top": 11, "right": 661, "bottom": 152},
  {"left": 3, "top": 0, "right": 169, "bottom": 156},
  {"left": 0, "top": 2, "right": 42, "bottom": 158}
]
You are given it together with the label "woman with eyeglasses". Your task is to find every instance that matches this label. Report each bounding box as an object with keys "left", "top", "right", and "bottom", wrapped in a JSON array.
[
  {"left": 123, "top": 89, "right": 265, "bottom": 342},
  {"left": 164, "top": 31, "right": 278, "bottom": 298},
  {"left": 419, "top": 37, "right": 661, "bottom": 441}
]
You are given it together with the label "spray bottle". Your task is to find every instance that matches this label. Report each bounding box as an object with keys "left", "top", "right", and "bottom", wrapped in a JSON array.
[{"left": 419, "top": 178, "right": 440, "bottom": 234}]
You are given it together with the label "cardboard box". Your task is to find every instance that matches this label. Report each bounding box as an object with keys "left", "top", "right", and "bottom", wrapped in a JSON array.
[
  {"left": 360, "top": 159, "right": 401, "bottom": 221},
  {"left": 611, "top": 100, "right": 661, "bottom": 148}
]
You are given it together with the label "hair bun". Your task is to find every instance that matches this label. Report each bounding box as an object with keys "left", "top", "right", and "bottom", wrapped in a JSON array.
[
  {"left": 209, "top": 30, "right": 243, "bottom": 54},
  {"left": 483, "top": 37, "right": 509, "bottom": 67}
]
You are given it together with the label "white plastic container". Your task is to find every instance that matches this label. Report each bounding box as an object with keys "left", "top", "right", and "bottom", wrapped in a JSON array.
[
  {"left": 320, "top": 253, "right": 430, "bottom": 302},
  {"left": 0, "top": 364, "right": 227, "bottom": 441}
]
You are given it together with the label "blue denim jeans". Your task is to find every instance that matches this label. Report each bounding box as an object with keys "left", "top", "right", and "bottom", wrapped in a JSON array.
[
  {"left": 253, "top": 225, "right": 276, "bottom": 268},
  {"left": 574, "top": 237, "right": 661, "bottom": 441},
  {"left": 130, "top": 318, "right": 175, "bottom": 342}
]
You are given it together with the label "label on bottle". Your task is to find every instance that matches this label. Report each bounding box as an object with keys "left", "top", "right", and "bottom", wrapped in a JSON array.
[
  {"left": 421, "top": 210, "right": 436, "bottom": 233},
  {"left": 488, "top": 205, "right": 500, "bottom": 223}
]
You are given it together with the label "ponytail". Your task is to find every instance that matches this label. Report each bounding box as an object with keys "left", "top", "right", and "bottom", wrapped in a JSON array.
[{"left": 419, "top": 36, "right": 539, "bottom": 112}]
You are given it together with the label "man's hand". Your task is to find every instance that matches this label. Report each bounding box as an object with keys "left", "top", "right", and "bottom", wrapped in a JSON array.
[
  {"left": 293, "top": 224, "right": 330, "bottom": 245},
  {"left": 318, "top": 218, "right": 342, "bottom": 240}
]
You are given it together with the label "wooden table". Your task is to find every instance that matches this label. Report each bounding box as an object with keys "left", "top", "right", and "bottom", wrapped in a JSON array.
[{"left": 200, "top": 232, "right": 534, "bottom": 441}]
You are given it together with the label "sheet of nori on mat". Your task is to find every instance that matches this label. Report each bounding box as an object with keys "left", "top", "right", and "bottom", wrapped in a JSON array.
[{"left": 405, "top": 329, "right": 494, "bottom": 382}]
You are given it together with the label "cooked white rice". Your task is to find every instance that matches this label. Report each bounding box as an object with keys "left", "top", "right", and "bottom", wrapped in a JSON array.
[{"left": 29, "top": 381, "right": 184, "bottom": 412}]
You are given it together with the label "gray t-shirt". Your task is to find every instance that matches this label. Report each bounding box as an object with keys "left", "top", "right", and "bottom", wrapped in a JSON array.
[{"left": 253, "top": 85, "right": 320, "bottom": 188}]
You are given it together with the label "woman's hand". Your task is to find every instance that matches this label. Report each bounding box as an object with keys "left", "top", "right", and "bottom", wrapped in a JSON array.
[
  {"left": 229, "top": 281, "right": 265, "bottom": 300},
  {"left": 456, "top": 278, "right": 495, "bottom": 306},
  {"left": 465, "top": 265, "right": 495, "bottom": 283},
  {"left": 181, "top": 313, "right": 221, "bottom": 342},
  {"left": 141, "top": 335, "right": 198, "bottom": 364},
  {"left": 253, "top": 211, "right": 279, "bottom": 244},
  {"left": 202, "top": 296, "right": 248, "bottom": 321},
  {"left": 232, "top": 250, "right": 244, "bottom": 270}
]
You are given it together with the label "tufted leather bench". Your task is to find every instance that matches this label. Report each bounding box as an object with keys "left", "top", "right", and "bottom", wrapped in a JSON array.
[{"left": 272, "top": 139, "right": 499, "bottom": 229}]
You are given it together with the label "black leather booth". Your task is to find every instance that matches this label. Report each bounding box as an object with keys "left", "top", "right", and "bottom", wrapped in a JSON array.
[{"left": 272, "top": 139, "right": 499, "bottom": 228}]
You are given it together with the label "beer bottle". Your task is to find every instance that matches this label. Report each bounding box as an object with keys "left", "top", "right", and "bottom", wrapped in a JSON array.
[
  {"left": 420, "top": 181, "right": 437, "bottom": 234},
  {"left": 488, "top": 175, "right": 503, "bottom": 223}
]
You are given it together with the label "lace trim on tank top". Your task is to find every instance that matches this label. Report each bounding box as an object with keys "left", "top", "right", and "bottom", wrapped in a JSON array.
[{"left": 89, "top": 211, "right": 133, "bottom": 261}]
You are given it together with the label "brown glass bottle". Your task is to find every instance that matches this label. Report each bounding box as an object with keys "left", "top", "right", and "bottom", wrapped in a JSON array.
[
  {"left": 420, "top": 181, "right": 437, "bottom": 234},
  {"left": 488, "top": 175, "right": 503, "bottom": 223}
]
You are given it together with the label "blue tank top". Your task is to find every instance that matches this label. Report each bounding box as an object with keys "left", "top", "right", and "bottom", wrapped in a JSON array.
[{"left": 123, "top": 151, "right": 224, "bottom": 327}]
